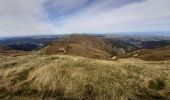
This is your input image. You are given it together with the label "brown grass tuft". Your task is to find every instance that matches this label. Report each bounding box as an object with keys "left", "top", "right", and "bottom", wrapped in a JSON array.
[{"left": 0, "top": 55, "right": 170, "bottom": 100}]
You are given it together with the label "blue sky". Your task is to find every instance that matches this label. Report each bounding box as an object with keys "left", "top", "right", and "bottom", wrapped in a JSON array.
[{"left": 0, "top": 0, "right": 170, "bottom": 36}]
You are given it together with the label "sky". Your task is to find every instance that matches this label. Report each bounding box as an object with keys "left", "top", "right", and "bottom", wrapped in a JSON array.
[{"left": 0, "top": 0, "right": 170, "bottom": 37}]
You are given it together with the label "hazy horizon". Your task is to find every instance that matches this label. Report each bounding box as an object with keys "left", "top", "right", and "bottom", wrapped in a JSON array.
[
  {"left": 0, "top": 0, "right": 170, "bottom": 37},
  {"left": 0, "top": 31, "right": 170, "bottom": 38}
]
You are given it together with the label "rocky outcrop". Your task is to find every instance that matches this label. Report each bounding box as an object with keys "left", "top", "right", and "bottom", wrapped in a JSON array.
[
  {"left": 58, "top": 47, "right": 67, "bottom": 54},
  {"left": 113, "top": 47, "right": 126, "bottom": 56}
]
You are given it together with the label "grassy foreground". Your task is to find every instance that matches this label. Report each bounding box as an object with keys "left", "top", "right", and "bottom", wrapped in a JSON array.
[{"left": 0, "top": 55, "right": 170, "bottom": 100}]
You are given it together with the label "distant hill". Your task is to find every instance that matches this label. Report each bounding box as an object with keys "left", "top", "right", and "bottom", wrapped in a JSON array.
[
  {"left": 0, "top": 36, "right": 59, "bottom": 51},
  {"left": 8, "top": 43, "right": 39, "bottom": 51},
  {"left": 107, "top": 36, "right": 170, "bottom": 52},
  {"left": 40, "top": 34, "right": 114, "bottom": 59},
  {"left": 1, "top": 34, "right": 170, "bottom": 60},
  {"left": 141, "top": 40, "right": 170, "bottom": 49},
  {"left": 133, "top": 46, "right": 170, "bottom": 61},
  {"left": 0, "top": 44, "right": 11, "bottom": 51}
]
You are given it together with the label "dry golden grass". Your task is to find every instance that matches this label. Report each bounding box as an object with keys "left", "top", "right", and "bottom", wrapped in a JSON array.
[
  {"left": 135, "top": 46, "right": 170, "bottom": 61},
  {"left": 0, "top": 55, "right": 170, "bottom": 100}
]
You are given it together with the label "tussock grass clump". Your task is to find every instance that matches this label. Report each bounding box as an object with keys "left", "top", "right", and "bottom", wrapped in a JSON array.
[{"left": 0, "top": 55, "right": 170, "bottom": 100}]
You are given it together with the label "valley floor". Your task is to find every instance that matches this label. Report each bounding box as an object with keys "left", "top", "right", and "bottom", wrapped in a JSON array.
[{"left": 0, "top": 55, "right": 170, "bottom": 100}]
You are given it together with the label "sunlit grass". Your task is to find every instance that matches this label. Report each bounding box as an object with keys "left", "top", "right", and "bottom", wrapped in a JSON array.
[{"left": 0, "top": 55, "right": 170, "bottom": 100}]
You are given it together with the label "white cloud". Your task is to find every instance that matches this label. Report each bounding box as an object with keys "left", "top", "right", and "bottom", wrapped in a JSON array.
[
  {"left": 0, "top": 0, "right": 170, "bottom": 36},
  {"left": 44, "top": 0, "right": 91, "bottom": 17},
  {"left": 0, "top": 0, "right": 56, "bottom": 37},
  {"left": 55, "top": 0, "right": 170, "bottom": 33}
]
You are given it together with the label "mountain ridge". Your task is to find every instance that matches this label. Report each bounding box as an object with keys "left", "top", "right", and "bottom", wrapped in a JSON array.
[{"left": 40, "top": 34, "right": 114, "bottom": 59}]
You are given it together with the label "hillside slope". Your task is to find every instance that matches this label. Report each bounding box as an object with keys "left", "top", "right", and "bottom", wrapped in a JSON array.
[
  {"left": 0, "top": 55, "right": 170, "bottom": 100},
  {"left": 0, "top": 45, "right": 11, "bottom": 52},
  {"left": 0, "top": 45, "right": 29, "bottom": 57},
  {"left": 135, "top": 46, "right": 170, "bottom": 61},
  {"left": 40, "top": 35, "right": 113, "bottom": 59}
]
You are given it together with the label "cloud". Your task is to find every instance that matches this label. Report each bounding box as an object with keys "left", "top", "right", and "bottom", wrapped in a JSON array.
[
  {"left": 0, "top": 0, "right": 56, "bottom": 37},
  {"left": 44, "top": 0, "right": 145, "bottom": 20},
  {"left": 54, "top": 0, "right": 170, "bottom": 33},
  {"left": 43, "top": 0, "right": 93, "bottom": 20},
  {"left": 0, "top": 0, "right": 170, "bottom": 36}
]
